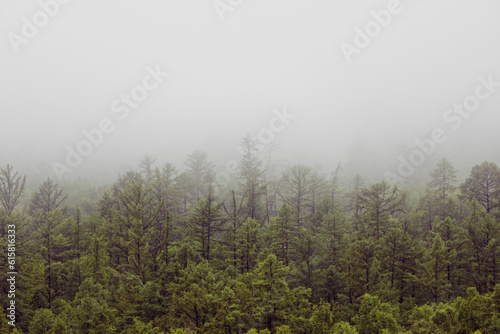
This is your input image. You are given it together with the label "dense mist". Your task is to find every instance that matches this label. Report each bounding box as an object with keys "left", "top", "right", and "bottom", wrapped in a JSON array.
[{"left": 2, "top": 0, "right": 500, "bottom": 186}]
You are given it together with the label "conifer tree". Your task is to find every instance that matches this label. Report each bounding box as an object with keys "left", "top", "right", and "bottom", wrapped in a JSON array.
[
  {"left": 184, "top": 150, "right": 214, "bottom": 202},
  {"left": 357, "top": 181, "right": 406, "bottom": 240},
  {"left": 270, "top": 203, "right": 297, "bottom": 266},
  {"left": 236, "top": 218, "right": 260, "bottom": 274},
  {"left": 429, "top": 158, "right": 458, "bottom": 219},
  {"left": 460, "top": 161, "right": 500, "bottom": 214},
  {"left": 281, "top": 165, "right": 314, "bottom": 228},
  {"left": 187, "top": 194, "right": 225, "bottom": 262},
  {"left": 239, "top": 135, "right": 266, "bottom": 222},
  {"left": 420, "top": 235, "right": 452, "bottom": 302},
  {"left": 378, "top": 228, "right": 418, "bottom": 303}
]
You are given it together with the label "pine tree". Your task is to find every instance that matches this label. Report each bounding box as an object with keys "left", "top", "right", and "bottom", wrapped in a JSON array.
[
  {"left": 294, "top": 227, "right": 322, "bottom": 289},
  {"left": 308, "top": 171, "right": 328, "bottom": 227},
  {"left": 82, "top": 213, "right": 110, "bottom": 284},
  {"left": 222, "top": 190, "right": 247, "bottom": 271},
  {"left": 149, "top": 164, "right": 178, "bottom": 274},
  {"left": 25, "top": 179, "right": 68, "bottom": 310},
  {"left": 429, "top": 158, "right": 458, "bottom": 219},
  {"left": 236, "top": 218, "right": 261, "bottom": 274},
  {"left": 465, "top": 203, "right": 500, "bottom": 293},
  {"left": 420, "top": 235, "right": 452, "bottom": 302},
  {"left": 28, "top": 178, "right": 67, "bottom": 224},
  {"left": 239, "top": 135, "right": 266, "bottom": 222},
  {"left": 0, "top": 164, "right": 26, "bottom": 216},
  {"left": 433, "top": 216, "right": 467, "bottom": 297},
  {"left": 139, "top": 155, "right": 157, "bottom": 182},
  {"left": 378, "top": 228, "right": 418, "bottom": 303},
  {"left": 353, "top": 294, "right": 400, "bottom": 334},
  {"left": 270, "top": 204, "right": 297, "bottom": 266},
  {"left": 417, "top": 185, "right": 437, "bottom": 233},
  {"left": 184, "top": 150, "right": 214, "bottom": 202},
  {"left": 118, "top": 179, "right": 161, "bottom": 283},
  {"left": 348, "top": 173, "right": 364, "bottom": 232},
  {"left": 238, "top": 254, "right": 309, "bottom": 332},
  {"left": 34, "top": 208, "right": 71, "bottom": 309},
  {"left": 281, "top": 165, "right": 314, "bottom": 228},
  {"left": 314, "top": 208, "right": 348, "bottom": 303},
  {"left": 357, "top": 181, "right": 406, "bottom": 240},
  {"left": 460, "top": 162, "right": 500, "bottom": 214},
  {"left": 187, "top": 194, "right": 225, "bottom": 262},
  {"left": 349, "top": 237, "right": 380, "bottom": 295}
]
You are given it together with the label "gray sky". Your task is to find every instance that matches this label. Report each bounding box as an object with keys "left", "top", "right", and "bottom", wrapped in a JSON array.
[{"left": 2, "top": 0, "right": 500, "bottom": 183}]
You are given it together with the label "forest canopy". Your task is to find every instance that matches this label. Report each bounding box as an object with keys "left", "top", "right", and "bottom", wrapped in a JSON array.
[{"left": 2, "top": 141, "right": 500, "bottom": 334}]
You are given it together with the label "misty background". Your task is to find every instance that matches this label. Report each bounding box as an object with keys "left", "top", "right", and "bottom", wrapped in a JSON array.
[{"left": 2, "top": 0, "right": 500, "bottom": 186}]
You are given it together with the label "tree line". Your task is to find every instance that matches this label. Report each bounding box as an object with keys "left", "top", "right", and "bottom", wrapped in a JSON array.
[{"left": 2, "top": 137, "right": 500, "bottom": 333}]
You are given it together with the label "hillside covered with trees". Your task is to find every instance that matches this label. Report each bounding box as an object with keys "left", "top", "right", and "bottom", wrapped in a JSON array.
[{"left": 2, "top": 138, "right": 500, "bottom": 333}]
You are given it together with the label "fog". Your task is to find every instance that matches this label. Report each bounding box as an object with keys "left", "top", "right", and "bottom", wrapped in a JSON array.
[{"left": 2, "top": 0, "right": 500, "bottom": 185}]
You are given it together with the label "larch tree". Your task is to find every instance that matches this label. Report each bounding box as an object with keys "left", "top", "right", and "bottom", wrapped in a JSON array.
[
  {"left": 117, "top": 179, "right": 161, "bottom": 283},
  {"left": 460, "top": 161, "right": 500, "bottom": 214},
  {"left": 187, "top": 194, "right": 225, "bottom": 263},
  {"left": 420, "top": 235, "right": 452, "bottom": 302},
  {"left": 429, "top": 158, "right": 458, "bottom": 219},
  {"left": 281, "top": 164, "right": 313, "bottom": 228},
  {"left": 357, "top": 181, "right": 406, "bottom": 240},
  {"left": 222, "top": 190, "right": 247, "bottom": 270},
  {"left": 0, "top": 164, "right": 26, "bottom": 217},
  {"left": 236, "top": 217, "right": 260, "bottom": 274},
  {"left": 29, "top": 178, "right": 67, "bottom": 226},
  {"left": 238, "top": 135, "right": 266, "bottom": 222},
  {"left": 270, "top": 203, "right": 297, "bottom": 267},
  {"left": 184, "top": 150, "right": 214, "bottom": 202},
  {"left": 378, "top": 228, "right": 418, "bottom": 303},
  {"left": 348, "top": 173, "right": 364, "bottom": 231}
]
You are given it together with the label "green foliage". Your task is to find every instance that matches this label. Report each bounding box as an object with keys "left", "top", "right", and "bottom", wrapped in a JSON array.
[
  {"left": 187, "top": 194, "right": 225, "bottom": 262},
  {"left": 460, "top": 162, "right": 500, "bottom": 214},
  {"left": 353, "top": 294, "right": 400, "bottom": 334},
  {"left": 8, "top": 158, "right": 500, "bottom": 333},
  {"left": 357, "top": 181, "right": 406, "bottom": 240},
  {"left": 29, "top": 309, "right": 55, "bottom": 334},
  {"left": 125, "top": 318, "right": 163, "bottom": 334},
  {"left": 275, "top": 325, "right": 293, "bottom": 333},
  {"left": 330, "top": 321, "right": 359, "bottom": 334},
  {"left": 309, "top": 301, "right": 335, "bottom": 333}
]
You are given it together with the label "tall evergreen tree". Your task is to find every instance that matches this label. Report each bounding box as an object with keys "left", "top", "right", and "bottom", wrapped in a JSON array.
[
  {"left": 184, "top": 150, "right": 214, "bottom": 202},
  {"left": 348, "top": 173, "right": 364, "bottom": 231},
  {"left": 0, "top": 164, "right": 26, "bottom": 216},
  {"left": 460, "top": 161, "right": 500, "bottom": 214},
  {"left": 429, "top": 158, "right": 458, "bottom": 219},
  {"left": 357, "top": 181, "right": 406, "bottom": 240},
  {"left": 281, "top": 165, "right": 313, "bottom": 228},
  {"left": 270, "top": 203, "right": 297, "bottom": 266},
  {"left": 187, "top": 194, "right": 225, "bottom": 262},
  {"left": 29, "top": 178, "right": 67, "bottom": 226},
  {"left": 236, "top": 218, "right": 261, "bottom": 274},
  {"left": 420, "top": 235, "right": 452, "bottom": 302},
  {"left": 378, "top": 228, "right": 418, "bottom": 303},
  {"left": 239, "top": 135, "right": 266, "bottom": 222}
]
